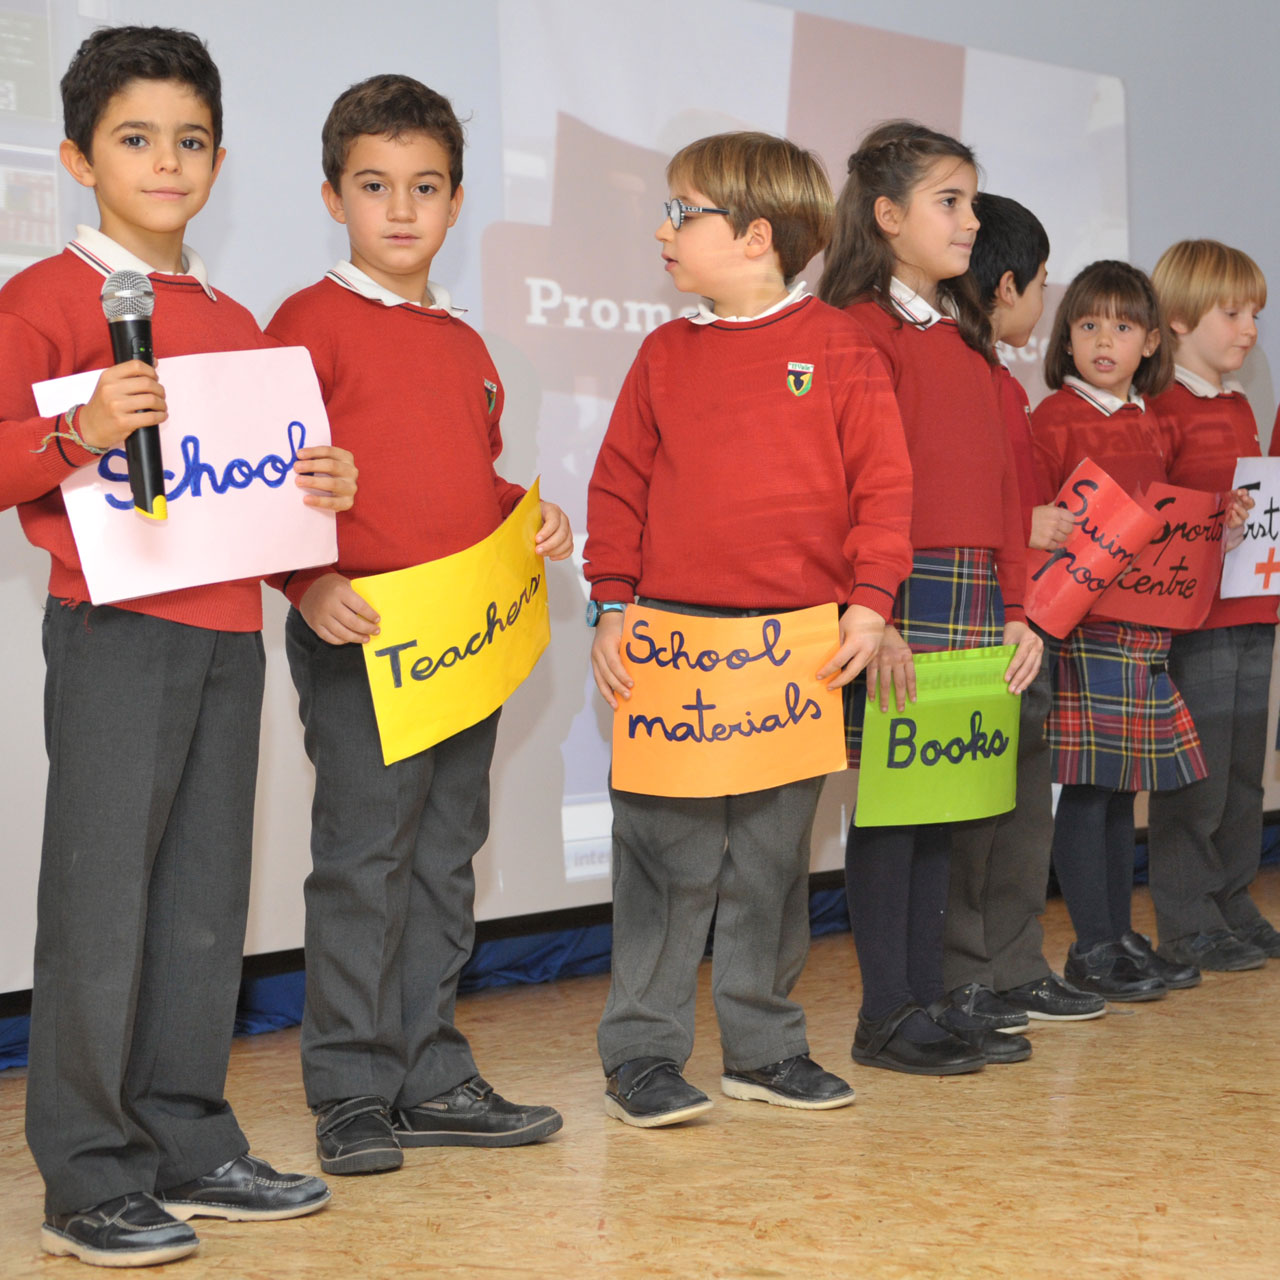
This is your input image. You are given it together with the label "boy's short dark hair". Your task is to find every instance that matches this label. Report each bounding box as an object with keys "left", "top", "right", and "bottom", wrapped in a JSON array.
[
  {"left": 322, "top": 74, "right": 464, "bottom": 191},
  {"left": 970, "top": 193, "right": 1049, "bottom": 310},
  {"left": 666, "top": 132, "right": 833, "bottom": 281},
  {"left": 61, "top": 26, "right": 222, "bottom": 157}
]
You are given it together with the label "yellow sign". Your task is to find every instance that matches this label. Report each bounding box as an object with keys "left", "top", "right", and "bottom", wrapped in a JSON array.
[
  {"left": 353, "top": 482, "right": 549, "bottom": 765},
  {"left": 611, "top": 603, "right": 847, "bottom": 797}
]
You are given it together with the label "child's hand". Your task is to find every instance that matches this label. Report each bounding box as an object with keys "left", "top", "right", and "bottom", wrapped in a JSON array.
[
  {"left": 300, "top": 572, "right": 381, "bottom": 645},
  {"left": 294, "top": 445, "right": 358, "bottom": 511},
  {"left": 870, "top": 624, "right": 915, "bottom": 712},
  {"left": 1002, "top": 620, "right": 1043, "bottom": 694},
  {"left": 77, "top": 360, "right": 167, "bottom": 451},
  {"left": 590, "top": 609, "right": 632, "bottom": 709},
  {"left": 536, "top": 501, "right": 574, "bottom": 560},
  {"left": 1226, "top": 487, "right": 1254, "bottom": 529},
  {"left": 1029, "top": 503, "right": 1074, "bottom": 551},
  {"left": 816, "top": 604, "right": 884, "bottom": 691}
]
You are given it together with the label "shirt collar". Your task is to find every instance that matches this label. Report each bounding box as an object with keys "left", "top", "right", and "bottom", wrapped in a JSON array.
[
  {"left": 325, "top": 261, "right": 465, "bottom": 315},
  {"left": 888, "top": 277, "right": 955, "bottom": 328},
  {"left": 689, "top": 280, "right": 808, "bottom": 325},
  {"left": 1174, "top": 364, "right": 1244, "bottom": 398},
  {"left": 1064, "top": 374, "right": 1145, "bottom": 416},
  {"left": 68, "top": 224, "right": 216, "bottom": 301}
]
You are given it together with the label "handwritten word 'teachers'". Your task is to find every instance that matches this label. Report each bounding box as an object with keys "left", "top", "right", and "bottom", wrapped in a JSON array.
[
  {"left": 628, "top": 682, "right": 821, "bottom": 743},
  {"left": 374, "top": 574, "right": 542, "bottom": 689},
  {"left": 100, "top": 420, "right": 307, "bottom": 510},
  {"left": 887, "top": 711, "right": 1010, "bottom": 769}
]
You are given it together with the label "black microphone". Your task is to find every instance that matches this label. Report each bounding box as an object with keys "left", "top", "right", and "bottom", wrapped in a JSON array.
[{"left": 101, "top": 269, "right": 166, "bottom": 521}]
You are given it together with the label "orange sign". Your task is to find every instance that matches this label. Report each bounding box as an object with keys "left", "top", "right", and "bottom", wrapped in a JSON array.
[{"left": 610, "top": 603, "right": 847, "bottom": 798}]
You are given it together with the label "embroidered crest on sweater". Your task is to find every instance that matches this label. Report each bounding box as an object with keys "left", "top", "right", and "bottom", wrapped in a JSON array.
[
  {"left": 786, "top": 362, "right": 814, "bottom": 397},
  {"left": 484, "top": 378, "right": 498, "bottom": 414}
]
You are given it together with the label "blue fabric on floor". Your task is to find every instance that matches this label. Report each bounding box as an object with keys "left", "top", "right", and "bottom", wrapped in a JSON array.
[{"left": 4, "top": 825, "right": 1280, "bottom": 1070}]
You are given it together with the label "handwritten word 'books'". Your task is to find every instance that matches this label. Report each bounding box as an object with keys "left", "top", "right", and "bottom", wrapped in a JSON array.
[
  {"left": 35, "top": 347, "right": 337, "bottom": 604},
  {"left": 856, "top": 646, "right": 1020, "bottom": 827},
  {"left": 355, "top": 482, "right": 549, "bottom": 765},
  {"left": 610, "top": 603, "right": 847, "bottom": 798}
]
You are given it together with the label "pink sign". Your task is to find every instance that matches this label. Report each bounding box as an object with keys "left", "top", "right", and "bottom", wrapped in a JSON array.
[{"left": 34, "top": 347, "right": 337, "bottom": 605}]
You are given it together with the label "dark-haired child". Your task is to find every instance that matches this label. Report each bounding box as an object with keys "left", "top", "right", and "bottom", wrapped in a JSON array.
[
  {"left": 1031, "top": 259, "right": 1210, "bottom": 1002},
  {"left": 266, "top": 74, "right": 573, "bottom": 1175},
  {"left": 818, "top": 122, "right": 1041, "bottom": 1075},
  {"left": 587, "top": 130, "right": 913, "bottom": 1125},
  {"left": 1146, "top": 240, "right": 1276, "bottom": 971},
  {"left": 0, "top": 25, "right": 350, "bottom": 1268},
  {"left": 944, "top": 194, "right": 1105, "bottom": 1024}
]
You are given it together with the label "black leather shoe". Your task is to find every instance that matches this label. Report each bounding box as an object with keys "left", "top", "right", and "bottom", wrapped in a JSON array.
[
  {"left": 604, "top": 1057, "right": 713, "bottom": 1128},
  {"left": 851, "top": 1004, "right": 985, "bottom": 1076},
  {"left": 1158, "top": 929, "right": 1267, "bottom": 972},
  {"left": 944, "top": 982, "right": 1030, "bottom": 1031},
  {"left": 394, "top": 1075, "right": 563, "bottom": 1147},
  {"left": 1120, "top": 930, "right": 1201, "bottom": 989},
  {"left": 1233, "top": 918, "right": 1280, "bottom": 959},
  {"left": 159, "top": 1154, "right": 330, "bottom": 1221},
  {"left": 720, "top": 1054, "right": 855, "bottom": 1109},
  {"left": 929, "top": 1001, "right": 1032, "bottom": 1064},
  {"left": 1064, "top": 940, "right": 1167, "bottom": 1002},
  {"left": 999, "top": 974, "right": 1106, "bottom": 1021},
  {"left": 42, "top": 1193, "right": 198, "bottom": 1267},
  {"left": 315, "top": 1095, "right": 402, "bottom": 1176}
]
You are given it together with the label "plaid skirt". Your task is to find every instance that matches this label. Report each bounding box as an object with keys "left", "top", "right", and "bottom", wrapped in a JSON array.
[
  {"left": 1047, "top": 619, "right": 1207, "bottom": 792},
  {"left": 845, "top": 548, "right": 1005, "bottom": 766}
]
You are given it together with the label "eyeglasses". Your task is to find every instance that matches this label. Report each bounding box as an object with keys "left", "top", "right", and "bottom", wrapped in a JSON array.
[{"left": 663, "top": 198, "right": 730, "bottom": 229}]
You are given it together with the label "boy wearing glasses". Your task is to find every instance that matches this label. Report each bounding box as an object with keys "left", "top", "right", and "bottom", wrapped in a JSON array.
[
  {"left": 266, "top": 75, "right": 573, "bottom": 1175},
  {"left": 584, "top": 132, "right": 913, "bottom": 1126}
]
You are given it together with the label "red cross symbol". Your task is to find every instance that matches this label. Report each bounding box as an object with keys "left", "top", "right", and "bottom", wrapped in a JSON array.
[{"left": 1256, "top": 548, "right": 1280, "bottom": 589}]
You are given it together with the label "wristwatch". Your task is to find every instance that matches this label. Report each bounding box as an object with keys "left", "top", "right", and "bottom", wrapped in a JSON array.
[{"left": 586, "top": 600, "right": 627, "bottom": 627}]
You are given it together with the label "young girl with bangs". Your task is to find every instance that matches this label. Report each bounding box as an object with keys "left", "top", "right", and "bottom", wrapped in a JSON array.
[
  {"left": 1031, "top": 259, "right": 1211, "bottom": 1002},
  {"left": 817, "top": 120, "right": 1042, "bottom": 1076}
]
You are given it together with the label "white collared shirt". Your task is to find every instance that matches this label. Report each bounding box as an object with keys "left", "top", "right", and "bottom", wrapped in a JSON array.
[
  {"left": 888, "top": 276, "right": 956, "bottom": 329},
  {"left": 1174, "top": 364, "right": 1244, "bottom": 399},
  {"left": 68, "top": 224, "right": 216, "bottom": 301},
  {"left": 689, "top": 279, "right": 808, "bottom": 325},
  {"left": 1063, "top": 374, "right": 1145, "bottom": 416},
  {"left": 324, "top": 260, "right": 465, "bottom": 315}
]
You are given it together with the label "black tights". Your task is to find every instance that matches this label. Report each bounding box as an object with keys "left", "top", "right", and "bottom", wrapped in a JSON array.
[
  {"left": 845, "top": 820, "right": 952, "bottom": 1033},
  {"left": 1050, "top": 784, "right": 1136, "bottom": 950}
]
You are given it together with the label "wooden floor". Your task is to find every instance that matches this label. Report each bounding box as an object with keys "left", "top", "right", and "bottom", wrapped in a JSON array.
[{"left": 2, "top": 874, "right": 1279, "bottom": 1279}]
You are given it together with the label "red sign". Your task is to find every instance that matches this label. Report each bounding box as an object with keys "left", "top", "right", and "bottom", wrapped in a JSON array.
[
  {"left": 1092, "top": 483, "right": 1227, "bottom": 629},
  {"left": 1025, "top": 460, "right": 1163, "bottom": 639}
]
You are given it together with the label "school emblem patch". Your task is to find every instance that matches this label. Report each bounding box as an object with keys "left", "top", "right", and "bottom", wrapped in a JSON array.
[
  {"left": 786, "top": 361, "right": 814, "bottom": 397},
  {"left": 484, "top": 378, "right": 498, "bottom": 414}
]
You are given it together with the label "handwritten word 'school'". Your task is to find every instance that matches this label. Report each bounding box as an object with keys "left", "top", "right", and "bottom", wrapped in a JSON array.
[
  {"left": 374, "top": 574, "right": 542, "bottom": 689},
  {"left": 99, "top": 420, "right": 307, "bottom": 511},
  {"left": 886, "top": 711, "right": 1010, "bottom": 769}
]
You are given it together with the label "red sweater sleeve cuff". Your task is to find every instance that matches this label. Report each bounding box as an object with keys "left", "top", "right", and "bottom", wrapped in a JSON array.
[
  {"left": 589, "top": 577, "right": 635, "bottom": 605},
  {"left": 1003, "top": 603, "right": 1026, "bottom": 626},
  {"left": 849, "top": 580, "right": 898, "bottom": 622},
  {"left": 266, "top": 565, "right": 332, "bottom": 610}
]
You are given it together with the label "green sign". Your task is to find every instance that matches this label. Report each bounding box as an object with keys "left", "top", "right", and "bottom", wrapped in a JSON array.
[{"left": 856, "top": 645, "right": 1021, "bottom": 827}]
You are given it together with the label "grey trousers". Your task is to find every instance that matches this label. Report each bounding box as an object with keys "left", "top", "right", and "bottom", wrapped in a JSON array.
[
  {"left": 286, "top": 608, "right": 498, "bottom": 1110},
  {"left": 26, "top": 600, "right": 260, "bottom": 1215},
  {"left": 944, "top": 655, "right": 1054, "bottom": 993},
  {"left": 1146, "top": 623, "right": 1276, "bottom": 942},
  {"left": 597, "top": 773, "right": 823, "bottom": 1075}
]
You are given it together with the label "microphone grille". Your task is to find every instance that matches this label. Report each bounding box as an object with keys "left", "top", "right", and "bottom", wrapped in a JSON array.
[{"left": 101, "top": 269, "right": 155, "bottom": 321}]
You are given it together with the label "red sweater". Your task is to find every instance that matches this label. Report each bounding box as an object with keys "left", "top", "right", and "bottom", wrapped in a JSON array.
[
  {"left": 266, "top": 279, "right": 524, "bottom": 605},
  {"left": 1155, "top": 380, "right": 1276, "bottom": 629},
  {"left": 844, "top": 300, "right": 1027, "bottom": 622},
  {"left": 998, "top": 365, "right": 1044, "bottom": 540},
  {"left": 1031, "top": 386, "right": 1169, "bottom": 500},
  {"left": 585, "top": 296, "right": 913, "bottom": 617},
  {"left": 0, "top": 249, "right": 268, "bottom": 631}
]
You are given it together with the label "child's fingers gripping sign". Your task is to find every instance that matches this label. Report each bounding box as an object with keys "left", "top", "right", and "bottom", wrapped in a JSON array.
[{"left": 591, "top": 609, "right": 632, "bottom": 710}]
